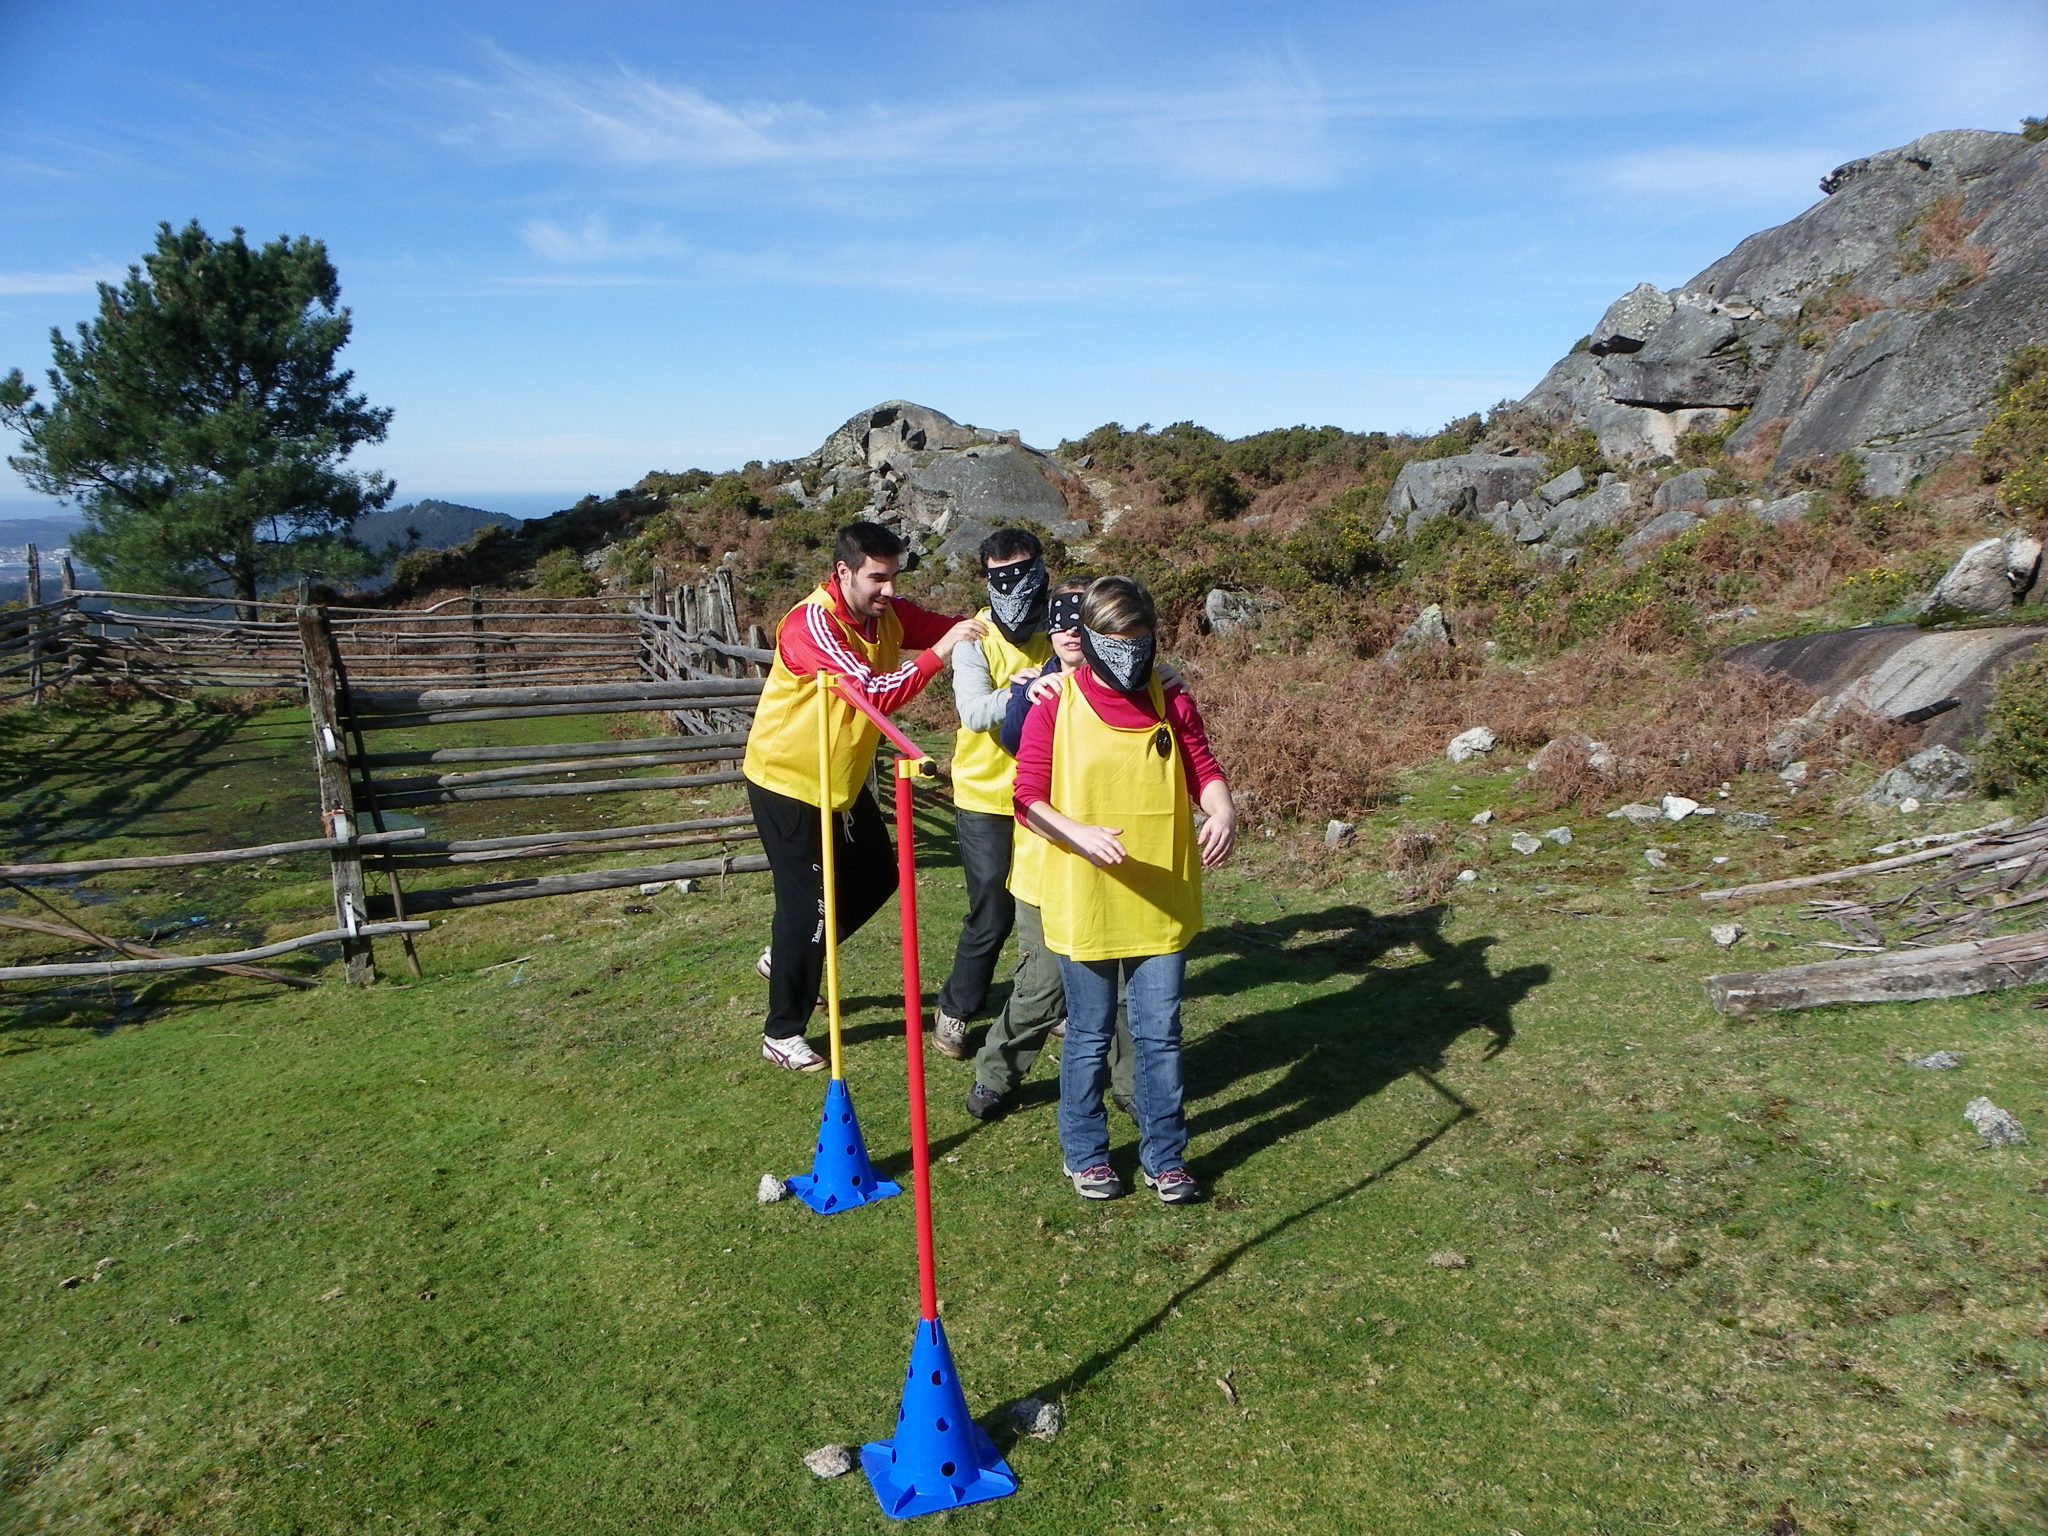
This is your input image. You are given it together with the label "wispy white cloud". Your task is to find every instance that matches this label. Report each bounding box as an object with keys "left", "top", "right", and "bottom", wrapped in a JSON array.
[
  {"left": 436, "top": 45, "right": 1346, "bottom": 196},
  {"left": 0, "top": 267, "right": 122, "bottom": 297},
  {"left": 1597, "top": 146, "right": 1835, "bottom": 210},
  {"left": 520, "top": 214, "right": 690, "bottom": 263}
]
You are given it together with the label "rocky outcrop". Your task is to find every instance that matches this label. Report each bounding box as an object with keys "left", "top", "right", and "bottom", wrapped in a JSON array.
[
  {"left": 1727, "top": 622, "right": 2048, "bottom": 748},
  {"left": 797, "top": 401, "right": 1094, "bottom": 558},
  {"left": 1521, "top": 130, "right": 2048, "bottom": 490},
  {"left": 1919, "top": 531, "right": 2044, "bottom": 619},
  {"left": 1379, "top": 453, "right": 1549, "bottom": 540}
]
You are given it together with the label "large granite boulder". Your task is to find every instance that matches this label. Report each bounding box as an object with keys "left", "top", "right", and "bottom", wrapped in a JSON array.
[
  {"left": 799, "top": 401, "right": 1093, "bottom": 558},
  {"left": 1379, "top": 453, "right": 1549, "bottom": 540},
  {"left": 1919, "top": 531, "right": 2045, "bottom": 620},
  {"left": 1520, "top": 130, "right": 2048, "bottom": 490},
  {"left": 1727, "top": 621, "right": 2048, "bottom": 748}
]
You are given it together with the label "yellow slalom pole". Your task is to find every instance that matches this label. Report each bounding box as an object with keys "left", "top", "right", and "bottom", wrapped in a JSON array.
[{"left": 816, "top": 671, "right": 846, "bottom": 1081}]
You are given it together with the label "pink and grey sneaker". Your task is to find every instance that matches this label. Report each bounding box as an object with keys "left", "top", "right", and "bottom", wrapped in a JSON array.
[
  {"left": 1062, "top": 1162, "right": 1123, "bottom": 1200},
  {"left": 761, "top": 1033, "right": 827, "bottom": 1072},
  {"left": 1142, "top": 1167, "right": 1200, "bottom": 1205}
]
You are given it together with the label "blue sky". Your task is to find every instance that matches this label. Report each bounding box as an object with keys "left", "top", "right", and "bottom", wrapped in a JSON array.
[{"left": 2, "top": 0, "right": 2044, "bottom": 519}]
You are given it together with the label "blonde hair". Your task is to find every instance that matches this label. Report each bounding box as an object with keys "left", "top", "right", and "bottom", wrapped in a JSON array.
[{"left": 1081, "top": 575, "right": 1155, "bottom": 637}]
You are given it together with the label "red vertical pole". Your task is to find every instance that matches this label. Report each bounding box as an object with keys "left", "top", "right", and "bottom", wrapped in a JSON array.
[{"left": 896, "top": 758, "right": 940, "bottom": 1323}]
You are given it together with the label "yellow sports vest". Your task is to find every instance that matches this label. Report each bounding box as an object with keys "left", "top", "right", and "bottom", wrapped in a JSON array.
[
  {"left": 950, "top": 610, "right": 1052, "bottom": 817},
  {"left": 1038, "top": 674, "right": 1202, "bottom": 962},
  {"left": 1009, "top": 814, "right": 1049, "bottom": 907},
  {"left": 743, "top": 584, "right": 905, "bottom": 810}
]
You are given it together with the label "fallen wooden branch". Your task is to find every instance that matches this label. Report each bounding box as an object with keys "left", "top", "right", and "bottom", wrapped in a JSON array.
[
  {"left": 387, "top": 855, "right": 771, "bottom": 913},
  {"left": 0, "top": 827, "right": 424, "bottom": 880},
  {"left": 1870, "top": 819, "right": 2014, "bottom": 856},
  {"left": 0, "top": 914, "right": 315, "bottom": 988},
  {"left": 0, "top": 921, "right": 429, "bottom": 982},
  {"left": 1707, "top": 926, "right": 2048, "bottom": 1016},
  {"left": 1699, "top": 844, "right": 1956, "bottom": 902}
]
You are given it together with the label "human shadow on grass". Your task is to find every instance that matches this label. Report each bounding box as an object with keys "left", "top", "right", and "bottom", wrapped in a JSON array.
[
  {"left": 1177, "top": 903, "right": 1545, "bottom": 1183},
  {"left": 995, "top": 1071, "right": 1480, "bottom": 1446}
]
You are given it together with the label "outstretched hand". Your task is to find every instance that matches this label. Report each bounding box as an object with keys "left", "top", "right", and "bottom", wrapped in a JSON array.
[{"left": 1066, "top": 823, "right": 1127, "bottom": 867}]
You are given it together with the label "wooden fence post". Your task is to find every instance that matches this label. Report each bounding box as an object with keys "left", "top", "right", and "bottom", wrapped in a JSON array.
[
  {"left": 299, "top": 603, "right": 377, "bottom": 984},
  {"left": 25, "top": 543, "right": 43, "bottom": 705},
  {"left": 470, "top": 586, "right": 486, "bottom": 682}
]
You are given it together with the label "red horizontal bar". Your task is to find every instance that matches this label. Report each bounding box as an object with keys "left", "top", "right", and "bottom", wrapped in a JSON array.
[{"left": 824, "top": 674, "right": 928, "bottom": 761}]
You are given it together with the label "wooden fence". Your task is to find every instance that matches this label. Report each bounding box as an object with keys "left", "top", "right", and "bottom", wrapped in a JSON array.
[{"left": 1, "top": 558, "right": 772, "bottom": 989}]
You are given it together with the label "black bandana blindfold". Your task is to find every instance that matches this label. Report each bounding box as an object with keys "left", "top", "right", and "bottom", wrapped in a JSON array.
[
  {"left": 986, "top": 558, "right": 1048, "bottom": 644},
  {"left": 1079, "top": 626, "right": 1156, "bottom": 693}
]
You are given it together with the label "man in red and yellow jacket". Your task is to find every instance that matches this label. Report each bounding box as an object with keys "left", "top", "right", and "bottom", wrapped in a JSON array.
[{"left": 742, "top": 520, "right": 985, "bottom": 1070}]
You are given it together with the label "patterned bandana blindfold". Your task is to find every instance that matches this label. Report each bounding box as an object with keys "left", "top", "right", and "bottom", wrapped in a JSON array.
[
  {"left": 1046, "top": 590, "right": 1085, "bottom": 634},
  {"left": 1080, "top": 625, "right": 1156, "bottom": 694},
  {"left": 985, "top": 558, "right": 1049, "bottom": 642}
]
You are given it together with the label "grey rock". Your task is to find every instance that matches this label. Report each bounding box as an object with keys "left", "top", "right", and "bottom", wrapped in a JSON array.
[
  {"left": 1865, "top": 744, "right": 1976, "bottom": 805},
  {"left": 1456, "top": 869, "right": 1479, "bottom": 883},
  {"left": 1779, "top": 761, "right": 1812, "bottom": 786},
  {"left": 1589, "top": 283, "right": 1676, "bottom": 354},
  {"left": 1470, "top": 808, "right": 1495, "bottom": 825},
  {"left": 1008, "top": 1397, "right": 1064, "bottom": 1440},
  {"left": 1721, "top": 810, "right": 1776, "bottom": 831},
  {"left": 1601, "top": 292, "right": 1765, "bottom": 410},
  {"left": 1653, "top": 468, "right": 1718, "bottom": 515},
  {"left": 804, "top": 1444, "right": 857, "bottom": 1479},
  {"left": 1528, "top": 734, "right": 1605, "bottom": 775},
  {"left": 1621, "top": 508, "right": 1702, "bottom": 558},
  {"left": 1710, "top": 923, "right": 1745, "bottom": 949},
  {"left": 1963, "top": 1096, "right": 2027, "bottom": 1148},
  {"left": 1446, "top": 726, "right": 1498, "bottom": 763},
  {"left": 1386, "top": 602, "right": 1451, "bottom": 659},
  {"left": 1610, "top": 803, "right": 1666, "bottom": 827},
  {"left": 1643, "top": 848, "right": 1670, "bottom": 869},
  {"left": 1509, "top": 832, "right": 1543, "bottom": 856},
  {"left": 1543, "top": 481, "right": 1634, "bottom": 545},
  {"left": 1730, "top": 624, "right": 2048, "bottom": 752},
  {"left": 1204, "top": 588, "right": 1266, "bottom": 637},
  {"left": 1756, "top": 490, "right": 1817, "bottom": 526},
  {"left": 1909, "top": 1050, "right": 1963, "bottom": 1070},
  {"left": 1544, "top": 826, "right": 1573, "bottom": 846},
  {"left": 757, "top": 1174, "right": 789, "bottom": 1204},
  {"left": 1381, "top": 454, "right": 1550, "bottom": 540},
  {"left": 1537, "top": 465, "right": 1588, "bottom": 505},
  {"left": 1662, "top": 794, "right": 1702, "bottom": 821},
  {"left": 806, "top": 401, "right": 1093, "bottom": 561},
  {"left": 1920, "top": 533, "right": 2043, "bottom": 620},
  {"left": 1520, "top": 130, "right": 2048, "bottom": 487},
  {"left": 1324, "top": 819, "right": 1358, "bottom": 850},
  {"left": 1706, "top": 604, "right": 1761, "bottom": 625}
]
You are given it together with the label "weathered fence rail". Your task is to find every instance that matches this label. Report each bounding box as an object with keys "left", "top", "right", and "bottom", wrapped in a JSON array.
[{"left": 2, "top": 560, "right": 772, "bottom": 989}]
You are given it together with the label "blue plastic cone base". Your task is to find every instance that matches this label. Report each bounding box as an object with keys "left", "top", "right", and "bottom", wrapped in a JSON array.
[
  {"left": 860, "top": 1317, "right": 1018, "bottom": 1519},
  {"left": 786, "top": 1078, "right": 902, "bottom": 1216}
]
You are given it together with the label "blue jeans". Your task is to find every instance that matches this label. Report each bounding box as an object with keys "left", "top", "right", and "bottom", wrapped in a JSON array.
[{"left": 1056, "top": 950, "right": 1188, "bottom": 1177}]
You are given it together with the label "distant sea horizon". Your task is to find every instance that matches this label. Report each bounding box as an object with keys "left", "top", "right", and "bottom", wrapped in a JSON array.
[{"left": 0, "top": 489, "right": 589, "bottom": 525}]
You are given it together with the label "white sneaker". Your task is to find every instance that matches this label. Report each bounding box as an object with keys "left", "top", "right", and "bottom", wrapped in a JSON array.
[{"left": 762, "top": 1033, "right": 827, "bottom": 1072}]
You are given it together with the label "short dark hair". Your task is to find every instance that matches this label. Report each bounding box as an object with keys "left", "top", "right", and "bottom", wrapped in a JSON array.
[
  {"left": 834, "top": 520, "right": 906, "bottom": 573},
  {"left": 978, "top": 527, "right": 1043, "bottom": 568}
]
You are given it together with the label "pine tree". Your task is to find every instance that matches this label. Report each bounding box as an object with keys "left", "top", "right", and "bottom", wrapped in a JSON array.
[{"left": 1, "top": 221, "right": 393, "bottom": 608}]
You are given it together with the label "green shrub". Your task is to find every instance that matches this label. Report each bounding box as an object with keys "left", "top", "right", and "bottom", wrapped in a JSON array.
[
  {"left": 1978, "top": 648, "right": 2048, "bottom": 810},
  {"left": 1976, "top": 345, "right": 2048, "bottom": 522},
  {"left": 2022, "top": 116, "right": 2048, "bottom": 144},
  {"left": 1553, "top": 427, "right": 1609, "bottom": 478},
  {"left": 530, "top": 547, "right": 598, "bottom": 598}
]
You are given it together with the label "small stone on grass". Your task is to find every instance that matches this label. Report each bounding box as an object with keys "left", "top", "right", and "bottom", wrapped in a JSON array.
[
  {"left": 1008, "top": 1397, "right": 1064, "bottom": 1440},
  {"left": 1909, "top": 1051, "right": 1963, "bottom": 1070},
  {"left": 757, "top": 1174, "right": 789, "bottom": 1204},
  {"left": 804, "top": 1444, "right": 856, "bottom": 1479},
  {"left": 1964, "top": 1097, "right": 2027, "bottom": 1148},
  {"left": 1427, "top": 1251, "right": 1469, "bottom": 1270}
]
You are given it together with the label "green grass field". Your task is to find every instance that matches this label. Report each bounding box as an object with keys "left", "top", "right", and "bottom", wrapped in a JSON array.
[{"left": 3, "top": 698, "right": 2044, "bottom": 1534}]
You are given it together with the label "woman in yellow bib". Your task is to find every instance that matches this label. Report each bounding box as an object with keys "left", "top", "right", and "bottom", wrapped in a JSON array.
[{"left": 1013, "top": 577, "right": 1238, "bottom": 1203}]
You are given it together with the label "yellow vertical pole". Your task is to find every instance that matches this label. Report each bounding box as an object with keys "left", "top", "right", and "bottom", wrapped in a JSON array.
[{"left": 816, "top": 671, "right": 846, "bottom": 1080}]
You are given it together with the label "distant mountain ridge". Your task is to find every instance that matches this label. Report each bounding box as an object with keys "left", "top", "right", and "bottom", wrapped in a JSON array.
[{"left": 352, "top": 499, "right": 519, "bottom": 556}]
